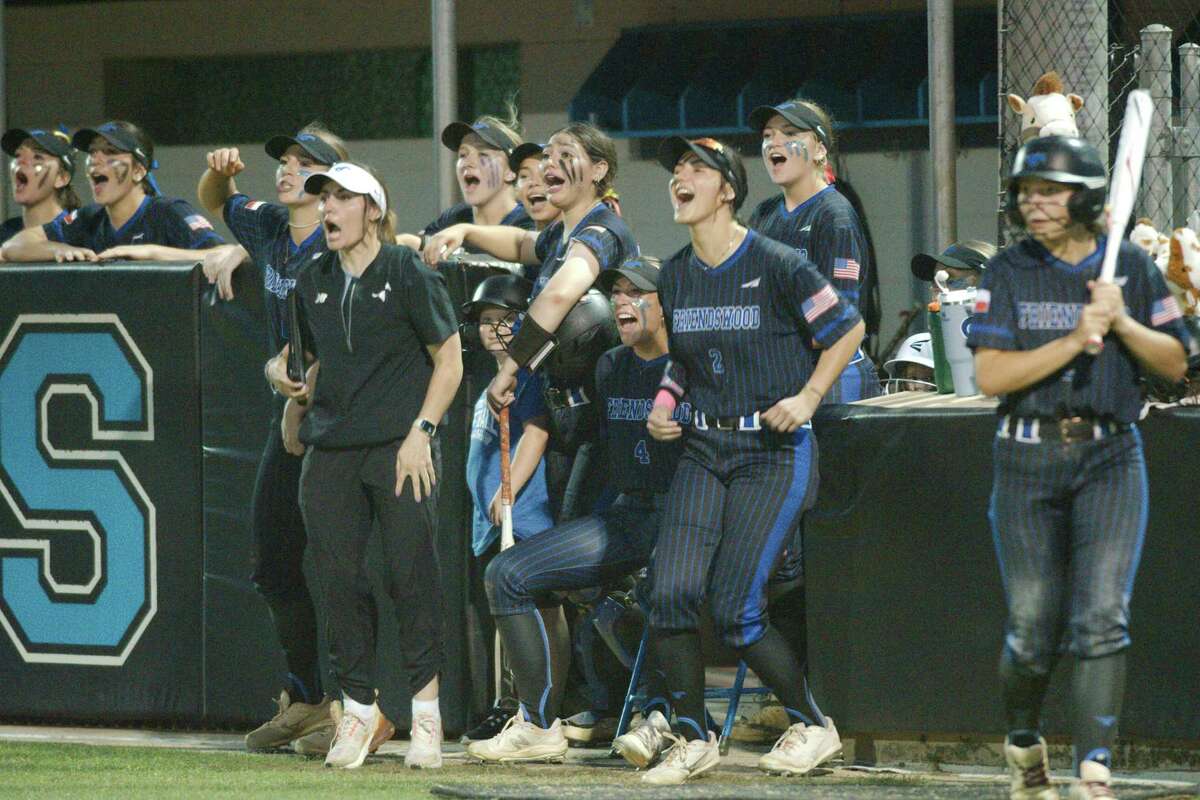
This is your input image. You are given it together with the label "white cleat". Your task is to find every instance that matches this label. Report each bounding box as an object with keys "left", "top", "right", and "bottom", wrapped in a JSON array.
[
  {"left": 466, "top": 714, "right": 568, "bottom": 763},
  {"left": 404, "top": 713, "right": 444, "bottom": 769},
  {"left": 758, "top": 716, "right": 843, "bottom": 776},
  {"left": 1005, "top": 736, "right": 1060, "bottom": 799},
  {"left": 323, "top": 702, "right": 377, "bottom": 769},
  {"left": 640, "top": 731, "right": 719, "bottom": 785},
  {"left": 613, "top": 709, "right": 672, "bottom": 769},
  {"left": 1068, "top": 760, "right": 1116, "bottom": 799}
]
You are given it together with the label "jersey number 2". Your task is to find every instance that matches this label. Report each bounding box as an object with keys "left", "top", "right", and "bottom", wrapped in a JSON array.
[{"left": 709, "top": 348, "right": 724, "bottom": 375}]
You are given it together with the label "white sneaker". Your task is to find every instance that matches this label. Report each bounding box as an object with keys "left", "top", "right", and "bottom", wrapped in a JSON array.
[
  {"left": 758, "top": 716, "right": 843, "bottom": 775},
  {"left": 466, "top": 714, "right": 568, "bottom": 763},
  {"left": 613, "top": 709, "right": 672, "bottom": 769},
  {"left": 404, "top": 713, "right": 443, "bottom": 769},
  {"left": 1005, "top": 736, "right": 1060, "bottom": 800},
  {"left": 640, "top": 732, "right": 719, "bottom": 785},
  {"left": 324, "top": 702, "right": 377, "bottom": 769},
  {"left": 1068, "top": 760, "right": 1115, "bottom": 799}
]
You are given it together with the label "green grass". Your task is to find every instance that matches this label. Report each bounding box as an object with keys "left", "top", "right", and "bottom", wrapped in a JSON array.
[{"left": 0, "top": 742, "right": 710, "bottom": 800}]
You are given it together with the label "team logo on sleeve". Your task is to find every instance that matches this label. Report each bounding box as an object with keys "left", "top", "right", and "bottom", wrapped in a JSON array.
[
  {"left": 974, "top": 289, "right": 991, "bottom": 314},
  {"left": 801, "top": 285, "right": 839, "bottom": 323},
  {"left": 1151, "top": 295, "right": 1182, "bottom": 326},
  {"left": 63, "top": 210, "right": 78, "bottom": 225},
  {"left": 185, "top": 215, "right": 214, "bottom": 231},
  {"left": 245, "top": 200, "right": 265, "bottom": 211},
  {"left": 832, "top": 257, "right": 860, "bottom": 281}
]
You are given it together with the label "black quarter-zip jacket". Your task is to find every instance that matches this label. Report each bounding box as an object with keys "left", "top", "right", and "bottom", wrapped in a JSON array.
[{"left": 295, "top": 243, "right": 459, "bottom": 448}]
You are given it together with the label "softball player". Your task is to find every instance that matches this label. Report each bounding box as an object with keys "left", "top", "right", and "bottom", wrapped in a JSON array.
[
  {"left": 426, "top": 122, "right": 638, "bottom": 522},
  {"left": 269, "top": 162, "right": 462, "bottom": 770},
  {"left": 2, "top": 120, "right": 229, "bottom": 262},
  {"left": 641, "top": 137, "right": 863, "bottom": 785},
  {"left": 396, "top": 115, "right": 533, "bottom": 253},
  {"left": 510, "top": 141, "right": 557, "bottom": 231},
  {"left": 467, "top": 255, "right": 680, "bottom": 765},
  {"left": 969, "top": 135, "right": 1188, "bottom": 800},
  {"left": 199, "top": 125, "right": 367, "bottom": 753},
  {"left": 748, "top": 99, "right": 879, "bottom": 403},
  {"left": 1, "top": 127, "right": 80, "bottom": 246}
]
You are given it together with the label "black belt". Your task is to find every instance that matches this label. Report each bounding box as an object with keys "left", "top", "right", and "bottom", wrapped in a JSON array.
[
  {"left": 1001, "top": 414, "right": 1130, "bottom": 444},
  {"left": 543, "top": 385, "right": 590, "bottom": 410}
]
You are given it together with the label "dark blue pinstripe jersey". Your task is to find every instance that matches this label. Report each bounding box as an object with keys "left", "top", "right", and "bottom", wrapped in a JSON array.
[
  {"left": 595, "top": 345, "right": 690, "bottom": 494},
  {"left": 658, "top": 229, "right": 861, "bottom": 416},
  {"left": 532, "top": 202, "right": 637, "bottom": 299},
  {"left": 422, "top": 201, "right": 532, "bottom": 254},
  {"left": 967, "top": 237, "right": 1191, "bottom": 423},
  {"left": 44, "top": 196, "right": 224, "bottom": 251},
  {"left": 224, "top": 194, "right": 325, "bottom": 354},
  {"left": 748, "top": 185, "right": 868, "bottom": 308}
]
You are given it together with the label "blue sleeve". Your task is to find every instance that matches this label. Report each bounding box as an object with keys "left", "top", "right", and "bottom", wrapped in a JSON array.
[
  {"left": 571, "top": 225, "right": 623, "bottom": 271},
  {"left": 223, "top": 194, "right": 285, "bottom": 262},
  {"left": 534, "top": 226, "right": 556, "bottom": 264},
  {"left": 1131, "top": 248, "right": 1191, "bottom": 347},
  {"left": 774, "top": 250, "right": 861, "bottom": 347},
  {"left": 163, "top": 198, "right": 225, "bottom": 249},
  {"left": 810, "top": 214, "right": 867, "bottom": 307},
  {"left": 513, "top": 370, "right": 548, "bottom": 426},
  {"left": 966, "top": 259, "right": 1017, "bottom": 350},
  {"left": 44, "top": 207, "right": 90, "bottom": 247}
]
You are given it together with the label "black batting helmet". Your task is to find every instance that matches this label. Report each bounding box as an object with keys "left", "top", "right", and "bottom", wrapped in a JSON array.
[
  {"left": 461, "top": 273, "right": 532, "bottom": 322},
  {"left": 543, "top": 289, "right": 619, "bottom": 386},
  {"left": 1005, "top": 135, "right": 1106, "bottom": 227}
]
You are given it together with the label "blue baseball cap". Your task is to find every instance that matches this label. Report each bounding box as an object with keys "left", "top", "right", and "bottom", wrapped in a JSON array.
[
  {"left": 748, "top": 101, "right": 831, "bottom": 149},
  {"left": 441, "top": 120, "right": 521, "bottom": 155},
  {"left": 2, "top": 127, "right": 75, "bottom": 173},
  {"left": 265, "top": 131, "right": 341, "bottom": 166}
]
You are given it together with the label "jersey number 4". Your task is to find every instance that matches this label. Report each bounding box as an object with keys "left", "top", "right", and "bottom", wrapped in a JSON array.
[{"left": 634, "top": 439, "right": 650, "bottom": 465}]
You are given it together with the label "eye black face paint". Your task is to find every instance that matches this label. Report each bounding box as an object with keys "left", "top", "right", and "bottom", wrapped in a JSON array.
[
  {"left": 480, "top": 153, "right": 501, "bottom": 190},
  {"left": 112, "top": 160, "right": 131, "bottom": 186},
  {"left": 559, "top": 155, "right": 582, "bottom": 186},
  {"left": 35, "top": 164, "right": 50, "bottom": 189},
  {"left": 785, "top": 140, "right": 810, "bottom": 162}
]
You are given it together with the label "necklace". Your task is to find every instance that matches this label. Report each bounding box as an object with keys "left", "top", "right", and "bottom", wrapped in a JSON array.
[
  {"left": 708, "top": 226, "right": 742, "bottom": 267},
  {"left": 288, "top": 219, "right": 319, "bottom": 230}
]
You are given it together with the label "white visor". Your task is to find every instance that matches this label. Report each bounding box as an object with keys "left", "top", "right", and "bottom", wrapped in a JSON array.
[{"left": 304, "top": 162, "right": 387, "bottom": 217}]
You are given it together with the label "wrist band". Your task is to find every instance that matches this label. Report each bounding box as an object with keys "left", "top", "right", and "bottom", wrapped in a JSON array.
[
  {"left": 508, "top": 315, "right": 557, "bottom": 370},
  {"left": 654, "top": 388, "right": 678, "bottom": 413}
]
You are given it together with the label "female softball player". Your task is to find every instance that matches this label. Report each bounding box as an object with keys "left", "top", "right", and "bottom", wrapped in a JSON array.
[
  {"left": 396, "top": 114, "right": 533, "bottom": 252},
  {"left": 425, "top": 121, "right": 637, "bottom": 522},
  {"left": 748, "top": 99, "right": 878, "bottom": 402},
  {"left": 969, "top": 135, "right": 1188, "bottom": 800},
  {"left": 0, "top": 127, "right": 80, "bottom": 247},
  {"left": 467, "top": 255, "right": 680, "bottom": 766},
  {"left": 643, "top": 137, "right": 864, "bottom": 785},
  {"left": 200, "top": 124, "right": 378, "bottom": 754},
  {"left": 510, "top": 141, "right": 557, "bottom": 231},
  {"left": 268, "top": 162, "right": 462, "bottom": 770},
  {"left": 2, "top": 120, "right": 229, "bottom": 262}
]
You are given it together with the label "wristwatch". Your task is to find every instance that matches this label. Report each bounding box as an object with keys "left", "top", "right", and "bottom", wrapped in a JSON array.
[{"left": 414, "top": 418, "right": 437, "bottom": 438}]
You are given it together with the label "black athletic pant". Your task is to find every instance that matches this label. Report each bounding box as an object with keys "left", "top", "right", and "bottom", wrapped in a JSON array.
[
  {"left": 250, "top": 406, "right": 320, "bottom": 701},
  {"left": 299, "top": 438, "right": 444, "bottom": 705}
]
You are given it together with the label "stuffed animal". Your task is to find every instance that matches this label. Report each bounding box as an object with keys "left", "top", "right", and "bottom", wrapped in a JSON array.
[
  {"left": 1129, "top": 218, "right": 1171, "bottom": 276},
  {"left": 1166, "top": 227, "right": 1200, "bottom": 315},
  {"left": 1007, "top": 71, "right": 1083, "bottom": 141}
]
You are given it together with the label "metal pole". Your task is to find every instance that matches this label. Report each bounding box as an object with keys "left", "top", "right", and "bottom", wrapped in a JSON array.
[
  {"left": 1179, "top": 43, "right": 1199, "bottom": 228},
  {"left": 928, "top": 0, "right": 957, "bottom": 248},
  {"left": 432, "top": 0, "right": 458, "bottom": 212},
  {"left": 1139, "top": 24, "right": 1173, "bottom": 226},
  {"left": 0, "top": 4, "right": 8, "bottom": 223}
]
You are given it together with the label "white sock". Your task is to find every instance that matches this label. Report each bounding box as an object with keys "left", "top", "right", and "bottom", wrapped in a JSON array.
[
  {"left": 412, "top": 697, "right": 441, "bottom": 720},
  {"left": 343, "top": 694, "right": 377, "bottom": 723}
]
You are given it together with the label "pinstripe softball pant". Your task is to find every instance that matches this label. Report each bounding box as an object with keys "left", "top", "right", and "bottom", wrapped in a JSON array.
[
  {"left": 648, "top": 425, "right": 818, "bottom": 649},
  {"left": 989, "top": 425, "right": 1148, "bottom": 671}
]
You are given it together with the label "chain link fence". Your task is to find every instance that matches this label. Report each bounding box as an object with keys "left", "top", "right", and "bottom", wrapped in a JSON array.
[{"left": 999, "top": 0, "right": 1200, "bottom": 243}]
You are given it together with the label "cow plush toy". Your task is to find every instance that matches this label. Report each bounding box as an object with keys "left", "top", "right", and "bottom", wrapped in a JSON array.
[{"left": 1007, "top": 71, "right": 1083, "bottom": 140}]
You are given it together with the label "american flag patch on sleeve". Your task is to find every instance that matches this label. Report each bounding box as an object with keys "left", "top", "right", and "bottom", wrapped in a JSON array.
[
  {"left": 1151, "top": 295, "right": 1182, "bottom": 327},
  {"left": 974, "top": 289, "right": 991, "bottom": 314},
  {"left": 186, "top": 214, "right": 214, "bottom": 231},
  {"left": 832, "top": 257, "right": 860, "bottom": 281},
  {"left": 246, "top": 200, "right": 265, "bottom": 211},
  {"left": 802, "top": 284, "right": 839, "bottom": 323}
]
